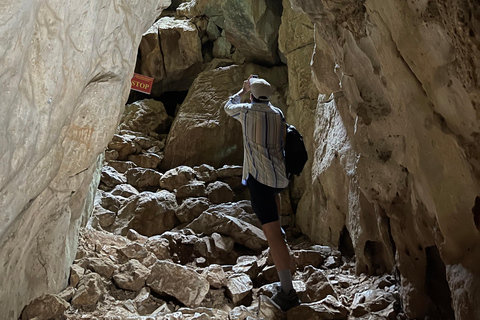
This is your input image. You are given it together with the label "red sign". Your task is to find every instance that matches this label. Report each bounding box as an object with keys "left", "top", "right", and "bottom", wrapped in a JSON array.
[{"left": 131, "top": 73, "right": 154, "bottom": 94}]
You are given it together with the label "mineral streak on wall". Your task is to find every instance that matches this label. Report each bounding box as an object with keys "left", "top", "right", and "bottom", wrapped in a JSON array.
[{"left": 0, "top": 0, "right": 171, "bottom": 318}]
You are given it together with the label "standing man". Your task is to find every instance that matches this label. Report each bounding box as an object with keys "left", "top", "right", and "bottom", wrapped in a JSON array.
[{"left": 224, "top": 75, "right": 301, "bottom": 311}]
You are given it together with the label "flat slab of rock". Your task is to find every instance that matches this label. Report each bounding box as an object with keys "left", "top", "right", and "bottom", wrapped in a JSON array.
[
  {"left": 146, "top": 260, "right": 209, "bottom": 308},
  {"left": 186, "top": 211, "right": 267, "bottom": 251}
]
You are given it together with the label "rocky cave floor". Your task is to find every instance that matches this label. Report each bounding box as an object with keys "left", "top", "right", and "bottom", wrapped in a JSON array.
[{"left": 21, "top": 100, "right": 408, "bottom": 320}]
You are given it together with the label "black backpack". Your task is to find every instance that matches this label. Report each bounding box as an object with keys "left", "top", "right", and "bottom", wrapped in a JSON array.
[{"left": 284, "top": 123, "right": 308, "bottom": 177}]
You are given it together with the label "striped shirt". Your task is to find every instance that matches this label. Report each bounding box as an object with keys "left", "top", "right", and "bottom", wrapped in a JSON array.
[{"left": 224, "top": 91, "right": 289, "bottom": 189}]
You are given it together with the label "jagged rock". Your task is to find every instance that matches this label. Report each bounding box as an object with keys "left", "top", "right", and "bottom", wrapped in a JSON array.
[
  {"left": 226, "top": 273, "right": 253, "bottom": 305},
  {"left": 203, "top": 264, "right": 227, "bottom": 289},
  {"left": 101, "top": 166, "right": 127, "bottom": 187},
  {"left": 206, "top": 19, "right": 221, "bottom": 42},
  {"left": 113, "top": 259, "right": 151, "bottom": 291},
  {"left": 108, "top": 134, "right": 142, "bottom": 160},
  {"left": 127, "top": 152, "right": 163, "bottom": 169},
  {"left": 292, "top": 249, "right": 325, "bottom": 270},
  {"left": 351, "top": 289, "right": 397, "bottom": 316},
  {"left": 110, "top": 184, "right": 139, "bottom": 198},
  {"left": 229, "top": 305, "right": 258, "bottom": 320},
  {"left": 206, "top": 201, "right": 260, "bottom": 229},
  {"left": 232, "top": 258, "right": 260, "bottom": 281},
  {"left": 260, "top": 265, "right": 279, "bottom": 283},
  {"left": 147, "top": 260, "right": 209, "bottom": 308},
  {"left": 177, "top": 307, "right": 230, "bottom": 320},
  {"left": 58, "top": 287, "right": 75, "bottom": 302},
  {"left": 213, "top": 32, "right": 233, "bottom": 59},
  {"left": 258, "top": 281, "right": 306, "bottom": 299},
  {"left": 207, "top": 181, "right": 235, "bottom": 204},
  {"left": 222, "top": 0, "right": 282, "bottom": 65},
  {"left": 106, "top": 160, "right": 137, "bottom": 174},
  {"left": 161, "top": 64, "right": 288, "bottom": 169},
  {"left": 175, "top": 197, "right": 211, "bottom": 224},
  {"left": 177, "top": 181, "right": 207, "bottom": 199},
  {"left": 96, "top": 191, "right": 127, "bottom": 213},
  {"left": 194, "top": 164, "right": 218, "bottom": 183},
  {"left": 70, "top": 265, "right": 85, "bottom": 288},
  {"left": 119, "top": 242, "right": 149, "bottom": 260},
  {"left": 186, "top": 211, "right": 267, "bottom": 251},
  {"left": 111, "top": 191, "right": 178, "bottom": 236},
  {"left": 94, "top": 206, "right": 116, "bottom": 228},
  {"left": 86, "top": 257, "right": 116, "bottom": 279},
  {"left": 21, "top": 294, "right": 69, "bottom": 320},
  {"left": 324, "top": 255, "right": 342, "bottom": 269},
  {"left": 160, "top": 166, "right": 197, "bottom": 191},
  {"left": 126, "top": 229, "right": 148, "bottom": 243},
  {"left": 138, "top": 17, "right": 203, "bottom": 96},
  {"left": 216, "top": 165, "right": 243, "bottom": 179},
  {"left": 119, "top": 99, "right": 170, "bottom": 134},
  {"left": 71, "top": 273, "right": 105, "bottom": 307},
  {"left": 105, "top": 149, "right": 119, "bottom": 161},
  {"left": 134, "top": 287, "right": 165, "bottom": 316},
  {"left": 194, "top": 233, "right": 236, "bottom": 264},
  {"left": 125, "top": 167, "right": 162, "bottom": 189},
  {"left": 287, "top": 295, "right": 348, "bottom": 319},
  {"left": 303, "top": 267, "right": 337, "bottom": 302},
  {"left": 145, "top": 235, "right": 171, "bottom": 260},
  {"left": 258, "top": 294, "right": 287, "bottom": 320}
]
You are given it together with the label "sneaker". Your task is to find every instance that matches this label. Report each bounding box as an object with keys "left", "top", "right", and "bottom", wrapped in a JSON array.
[{"left": 271, "top": 287, "right": 301, "bottom": 312}]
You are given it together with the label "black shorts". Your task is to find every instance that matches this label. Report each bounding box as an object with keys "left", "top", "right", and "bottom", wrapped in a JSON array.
[{"left": 247, "top": 175, "right": 284, "bottom": 225}]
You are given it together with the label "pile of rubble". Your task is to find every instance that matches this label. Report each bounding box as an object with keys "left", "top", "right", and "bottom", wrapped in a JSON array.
[{"left": 21, "top": 100, "right": 407, "bottom": 319}]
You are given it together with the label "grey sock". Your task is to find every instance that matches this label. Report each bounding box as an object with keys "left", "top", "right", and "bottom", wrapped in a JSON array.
[{"left": 278, "top": 269, "right": 293, "bottom": 294}]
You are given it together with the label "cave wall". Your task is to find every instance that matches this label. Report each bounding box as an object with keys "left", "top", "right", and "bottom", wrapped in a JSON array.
[
  {"left": 0, "top": 0, "right": 171, "bottom": 318},
  {"left": 287, "top": 0, "right": 480, "bottom": 318}
]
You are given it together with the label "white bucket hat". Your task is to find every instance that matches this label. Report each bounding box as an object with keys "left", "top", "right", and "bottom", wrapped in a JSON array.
[{"left": 250, "top": 78, "right": 272, "bottom": 102}]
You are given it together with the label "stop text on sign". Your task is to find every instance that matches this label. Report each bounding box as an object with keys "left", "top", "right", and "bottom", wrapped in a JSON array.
[{"left": 131, "top": 73, "right": 154, "bottom": 94}]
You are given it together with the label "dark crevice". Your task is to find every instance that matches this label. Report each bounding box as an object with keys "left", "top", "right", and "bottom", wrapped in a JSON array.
[
  {"left": 338, "top": 226, "right": 355, "bottom": 258},
  {"left": 158, "top": 90, "right": 189, "bottom": 117},
  {"left": 424, "top": 246, "right": 455, "bottom": 319},
  {"left": 473, "top": 196, "right": 480, "bottom": 229}
]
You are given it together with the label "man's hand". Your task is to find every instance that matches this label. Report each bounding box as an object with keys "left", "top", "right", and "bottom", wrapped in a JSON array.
[{"left": 239, "top": 75, "right": 254, "bottom": 96}]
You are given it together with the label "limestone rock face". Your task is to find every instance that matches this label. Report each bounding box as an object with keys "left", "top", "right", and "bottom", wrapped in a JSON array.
[
  {"left": 0, "top": 0, "right": 170, "bottom": 317},
  {"left": 287, "top": 0, "right": 480, "bottom": 318},
  {"left": 138, "top": 17, "right": 203, "bottom": 97},
  {"left": 222, "top": 0, "right": 283, "bottom": 65},
  {"left": 162, "top": 63, "right": 288, "bottom": 169}
]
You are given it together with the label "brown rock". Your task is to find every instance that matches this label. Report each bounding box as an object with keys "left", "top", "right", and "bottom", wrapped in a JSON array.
[
  {"left": 138, "top": 17, "right": 203, "bottom": 97},
  {"left": 125, "top": 167, "right": 162, "bottom": 189},
  {"left": 127, "top": 152, "right": 163, "bottom": 169},
  {"left": 71, "top": 273, "right": 105, "bottom": 307},
  {"left": 106, "top": 160, "right": 137, "bottom": 174},
  {"left": 207, "top": 181, "right": 235, "bottom": 204},
  {"left": 113, "top": 259, "right": 151, "bottom": 291},
  {"left": 86, "top": 257, "right": 116, "bottom": 279},
  {"left": 233, "top": 259, "right": 260, "bottom": 281},
  {"left": 110, "top": 184, "right": 139, "bottom": 198},
  {"left": 146, "top": 260, "right": 209, "bottom": 308},
  {"left": 100, "top": 166, "right": 126, "bottom": 187},
  {"left": 216, "top": 165, "right": 243, "bottom": 179},
  {"left": 126, "top": 229, "right": 148, "bottom": 243},
  {"left": 203, "top": 264, "right": 227, "bottom": 289},
  {"left": 194, "top": 164, "right": 218, "bottom": 183},
  {"left": 159, "top": 166, "right": 197, "bottom": 191},
  {"left": 111, "top": 191, "right": 178, "bottom": 237},
  {"left": 226, "top": 273, "right": 253, "bottom": 305},
  {"left": 222, "top": 0, "right": 282, "bottom": 64},
  {"left": 70, "top": 265, "right": 85, "bottom": 287},
  {"left": 176, "top": 181, "right": 207, "bottom": 199},
  {"left": 304, "top": 268, "right": 336, "bottom": 303},
  {"left": 292, "top": 249, "right": 325, "bottom": 270},
  {"left": 287, "top": 295, "right": 348, "bottom": 319},
  {"left": 58, "top": 286, "right": 75, "bottom": 302},
  {"left": 186, "top": 211, "right": 267, "bottom": 251},
  {"left": 175, "top": 197, "right": 211, "bottom": 224},
  {"left": 258, "top": 294, "right": 287, "bottom": 320},
  {"left": 94, "top": 206, "right": 116, "bottom": 228},
  {"left": 21, "top": 294, "right": 69, "bottom": 320},
  {"left": 119, "top": 242, "right": 149, "bottom": 260},
  {"left": 145, "top": 235, "right": 171, "bottom": 260},
  {"left": 119, "top": 99, "right": 170, "bottom": 134}
]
